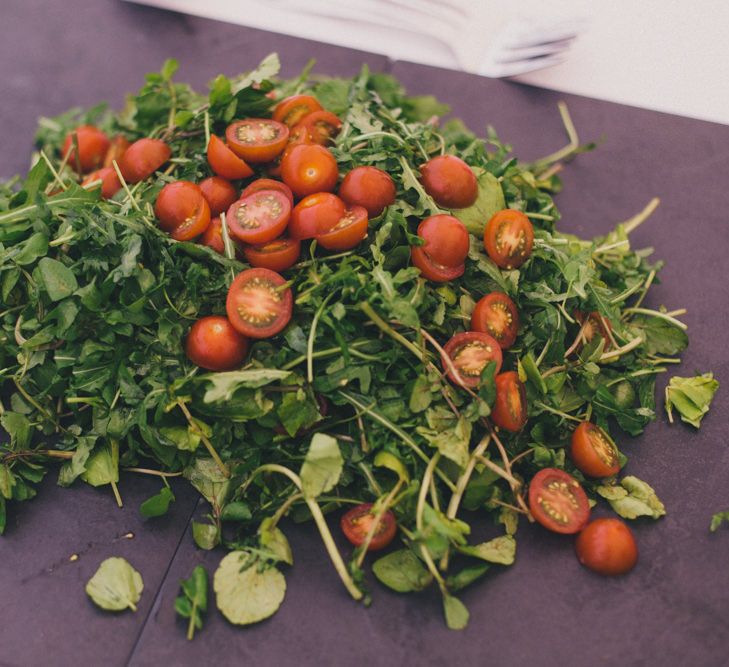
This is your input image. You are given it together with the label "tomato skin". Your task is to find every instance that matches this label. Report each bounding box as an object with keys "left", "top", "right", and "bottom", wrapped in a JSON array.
[
  {"left": 200, "top": 217, "right": 244, "bottom": 256},
  {"left": 281, "top": 144, "right": 339, "bottom": 198},
  {"left": 442, "top": 331, "right": 503, "bottom": 389},
  {"left": 471, "top": 292, "right": 519, "bottom": 349},
  {"left": 273, "top": 94, "right": 323, "bottom": 127},
  {"left": 420, "top": 155, "right": 478, "bottom": 209},
  {"left": 411, "top": 247, "right": 465, "bottom": 282},
  {"left": 244, "top": 237, "right": 300, "bottom": 272},
  {"left": 491, "top": 371, "right": 528, "bottom": 432},
  {"left": 417, "top": 214, "right": 469, "bottom": 268},
  {"left": 294, "top": 110, "right": 342, "bottom": 145},
  {"left": 240, "top": 178, "right": 294, "bottom": 207},
  {"left": 154, "top": 181, "right": 211, "bottom": 241},
  {"left": 61, "top": 125, "right": 111, "bottom": 173},
  {"left": 226, "top": 268, "right": 293, "bottom": 339},
  {"left": 185, "top": 316, "right": 249, "bottom": 371},
  {"left": 340, "top": 503, "right": 397, "bottom": 551},
  {"left": 103, "top": 135, "right": 130, "bottom": 169},
  {"left": 484, "top": 209, "right": 534, "bottom": 270},
  {"left": 338, "top": 166, "right": 396, "bottom": 217},
  {"left": 226, "top": 190, "right": 291, "bottom": 245},
  {"left": 316, "top": 206, "right": 368, "bottom": 251},
  {"left": 290, "top": 193, "right": 346, "bottom": 240},
  {"left": 81, "top": 167, "right": 121, "bottom": 199},
  {"left": 118, "top": 138, "right": 171, "bottom": 184},
  {"left": 575, "top": 310, "right": 613, "bottom": 350},
  {"left": 529, "top": 468, "right": 591, "bottom": 535},
  {"left": 571, "top": 422, "right": 620, "bottom": 478},
  {"left": 206, "top": 135, "right": 254, "bottom": 180},
  {"left": 575, "top": 518, "right": 638, "bottom": 576},
  {"left": 199, "top": 176, "right": 237, "bottom": 216},
  {"left": 225, "top": 119, "right": 289, "bottom": 164}
]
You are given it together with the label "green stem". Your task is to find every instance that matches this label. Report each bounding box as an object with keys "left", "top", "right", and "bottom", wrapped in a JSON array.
[
  {"left": 359, "top": 302, "right": 426, "bottom": 362},
  {"left": 623, "top": 307, "right": 687, "bottom": 330},
  {"left": 186, "top": 602, "right": 197, "bottom": 640},
  {"left": 622, "top": 197, "right": 660, "bottom": 234},
  {"left": 307, "top": 293, "right": 336, "bottom": 384},
  {"left": 177, "top": 401, "right": 229, "bottom": 478}
]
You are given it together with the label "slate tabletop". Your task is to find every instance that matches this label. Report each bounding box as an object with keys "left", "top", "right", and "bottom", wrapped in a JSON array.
[{"left": 1, "top": 2, "right": 728, "bottom": 666}]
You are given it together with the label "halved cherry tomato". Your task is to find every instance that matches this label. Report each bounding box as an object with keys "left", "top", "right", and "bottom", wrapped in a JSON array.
[
  {"left": 338, "top": 166, "right": 396, "bottom": 217},
  {"left": 199, "top": 217, "right": 244, "bottom": 256},
  {"left": 206, "top": 135, "right": 254, "bottom": 180},
  {"left": 411, "top": 246, "right": 465, "bottom": 282},
  {"left": 103, "top": 135, "right": 130, "bottom": 169},
  {"left": 281, "top": 144, "right": 338, "bottom": 198},
  {"left": 226, "top": 268, "right": 293, "bottom": 339},
  {"left": 484, "top": 209, "right": 534, "bottom": 270},
  {"left": 417, "top": 214, "right": 469, "bottom": 267},
  {"left": 154, "top": 181, "right": 211, "bottom": 241},
  {"left": 471, "top": 292, "right": 519, "bottom": 349},
  {"left": 244, "top": 237, "right": 300, "bottom": 272},
  {"left": 225, "top": 119, "right": 289, "bottom": 164},
  {"left": 420, "top": 155, "right": 478, "bottom": 209},
  {"left": 576, "top": 518, "right": 638, "bottom": 576},
  {"left": 118, "top": 138, "right": 171, "bottom": 184},
  {"left": 575, "top": 311, "right": 613, "bottom": 350},
  {"left": 185, "top": 315, "right": 248, "bottom": 371},
  {"left": 442, "top": 331, "right": 503, "bottom": 389},
  {"left": 226, "top": 190, "right": 291, "bottom": 245},
  {"left": 316, "top": 206, "right": 368, "bottom": 251},
  {"left": 272, "top": 94, "right": 323, "bottom": 127},
  {"left": 61, "top": 125, "right": 110, "bottom": 173},
  {"left": 340, "top": 503, "right": 397, "bottom": 551},
  {"left": 491, "top": 371, "right": 528, "bottom": 432},
  {"left": 290, "top": 192, "right": 346, "bottom": 240},
  {"left": 81, "top": 167, "right": 121, "bottom": 199},
  {"left": 199, "top": 176, "right": 237, "bottom": 216},
  {"left": 240, "top": 178, "right": 294, "bottom": 207},
  {"left": 571, "top": 422, "right": 620, "bottom": 478},
  {"left": 294, "top": 110, "right": 342, "bottom": 145},
  {"left": 529, "top": 468, "right": 590, "bottom": 535}
]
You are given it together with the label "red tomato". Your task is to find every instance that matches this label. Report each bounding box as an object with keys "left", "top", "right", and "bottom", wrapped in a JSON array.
[
  {"left": 575, "top": 311, "right": 613, "bottom": 350},
  {"left": 206, "top": 135, "right": 254, "bottom": 180},
  {"left": 266, "top": 125, "right": 313, "bottom": 178},
  {"left": 226, "top": 268, "right": 293, "bottom": 339},
  {"left": 294, "top": 110, "right": 342, "bottom": 145},
  {"left": 103, "top": 135, "right": 130, "bottom": 169},
  {"left": 240, "top": 178, "right": 294, "bottom": 207},
  {"left": 340, "top": 503, "right": 397, "bottom": 551},
  {"left": 272, "top": 94, "right": 323, "bottom": 127},
  {"left": 442, "top": 331, "right": 503, "bottom": 389},
  {"left": 410, "top": 246, "right": 464, "bottom": 283},
  {"left": 576, "top": 518, "right": 638, "bottom": 576},
  {"left": 61, "top": 125, "right": 111, "bottom": 173},
  {"left": 185, "top": 316, "right": 248, "bottom": 371},
  {"left": 199, "top": 176, "right": 237, "bottom": 216},
  {"left": 281, "top": 144, "right": 338, "bottom": 198},
  {"left": 420, "top": 155, "right": 478, "bottom": 209},
  {"left": 200, "top": 216, "right": 225, "bottom": 254},
  {"left": 244, "top": 237, "right": 300, "bottom": 272},
  {"left": 471, "top": 292, "right": 519, "bottom": 349},
  {"left": 484, "top": 209, "right": 534, "bottom": 270},
  {"left": 417, "top": 214, "right": 469, "bottom": 267},
  {"left": 316, "top": 206, "right": 368, "bottom": 251},
  {"left": 571, "top": 422, "right": 620, "bottom": 478},
  {"left": 491, "top": 371, "right": 528, "bottom": 432},
  {"left": 225, "top": 119, "right": 289, "bottom": 164},
  {"left": 338, "top": 166, "right": 396, "bottom": 217},
  {"left": 154, "top": 181, "right": 211, "bottom": 241},
  {"left": 118, "top": 138, "right": 171, "bottom": 184},
  {"left": 529, "top": 468, "right": 590, "bottom": 534},
  {"left": 226, "top": 190, "right": 291, "bottom": 245},
  {"left": 290, "top": 193, "right": 346, "bottom": 240},
  {"left": 81, "top": 167, "right": 121, "bottom": 199}
]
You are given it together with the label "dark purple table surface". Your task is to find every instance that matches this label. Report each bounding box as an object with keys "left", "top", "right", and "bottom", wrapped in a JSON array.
[{"left": 2, "top": 2, "right": 728, "bottom": 666}]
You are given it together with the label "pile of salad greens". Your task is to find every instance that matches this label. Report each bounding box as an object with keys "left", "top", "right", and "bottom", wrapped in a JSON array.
[{"left": 0, "top": 54, "right": 719, "bottom": 631}]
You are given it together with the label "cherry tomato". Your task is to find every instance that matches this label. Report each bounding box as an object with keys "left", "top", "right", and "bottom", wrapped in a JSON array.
[
  {"left": 206, "top": 135, "right": 254, "bottom": 180},
  {"left": 118, "top": 138, "right": 171, "bottom": 184},
  {"left": 491, "top": 371, "right": 528, "bottom": 432},
  {"left": 199, "top": 176, "right": 237, "bottom": 216},
  {"left": 484, "top": 209, "right": 534, "bottom": 270},
  {"left": 154, "top": 181, "right": 211, "bottom": 241},
  {"left": 290, "top": 193, "right": 346, "bottom": 240},
  {"left": 281, "top": 144, "right": 338, "bottom": 198},
  {"left": 272, "top": 94, "right": 323, "bottom": 127},
  {"left": 529, "top": 468, "right": 590, "bottom": 535},
  {"left": 199, "top": 217, "right": 244, "bottom": 256},
  {"left": 226, "top": 190, "right": 291, "bottom": 245},
  {"left": 571, "top": 422, "right": 620, "bottom": 478},
  {"left": 81, "top": 167, "right": 121, "bottom": 199},
  {"left": 226, "top": 268, "right": 293, "bottom": 339},
  {"left": 411, "top": 247, "right": 465, "bottom": 283},
  {"left": 471, "top": 292, "right": 519, "bottom": 349},
  {"left": 316, "top": 206, "right": 368, "bottom": 251},
  {"left": 244, "top": 237, "right": 301, "bottom": 272},
  {"left": 294, "top": 110, "right": 342, "bottom": 145},
  {"left": 266, "top": 125, "right": 314, "bottom": 178},
  {"left": 240, "top": 178, "right": 294, "bottom": 207},
  {"left": 338, "top": 166, "right": 396, "bottom": 217},
  {"left": 442, "top": 331, "right": 503, "bottom": 389},
  {"left": 420, "top": 155, "right": 478, "bottom": 209},
  {"left": 417, "top": 214, "right": 469, "bottom": 268},
  {"left": 575, "top": 518, "right": 638, "bottom": 576},
  {"left": 340, "top": 503, "right": 397, "bottom": 551},
  {"left": 103, "top": 135, "right": 130, "bottom": 169},
  {"left": 61, "top": 125, "right": 110, "bottom": 173},
  {"left": 225, "top": 119, "right": 289, "bottom": 164},
  {"left": 185, "top": 315, "right": 248, "bottom": 371},
  {"left": 575, "top": 310, "right": 613, "bottom": 349}
]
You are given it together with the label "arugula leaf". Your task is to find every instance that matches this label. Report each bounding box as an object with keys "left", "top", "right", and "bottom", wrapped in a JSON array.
[
  {"left": 299, "top": 433, "right": 343, "bottom": 499},
  {"left": 665, "top": 373, "right": 719, "bottom": 428},
  {"left": 597, "top": 476, "right": 666, "bottom": 520},
  {"left": 372, "top": 549, "right": 432, "bottom": 592},
  {"left": 710, "top": 510, "right": 729, "bottom": 532},
  {"left": 85, "top": 557, "right": 144, "bottom": 612},
  {"left": 140, "top": 483, "right": 176, "bottom": 519},
  {"left": 175, "top": 565, "right": 208, "bottom": 640},
  {"left": 457, "top": 535, "right": 516, "bottom": 565}
]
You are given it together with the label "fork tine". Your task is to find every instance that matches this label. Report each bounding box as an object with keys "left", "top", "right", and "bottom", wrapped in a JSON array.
[
  {"left": 493, "top": 41, "right": 572, "bottom": 64},
  {"left": 481, "top": 54, "right": 566, "bottom": 79}
]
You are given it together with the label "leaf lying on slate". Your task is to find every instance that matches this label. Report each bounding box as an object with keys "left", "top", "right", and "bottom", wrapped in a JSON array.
[{"left": 85, "top": 557, "right": 144, "bottom": 612}]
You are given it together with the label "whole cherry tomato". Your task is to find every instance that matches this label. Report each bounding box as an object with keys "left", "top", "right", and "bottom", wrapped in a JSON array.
[
  {"left": 119, "top": 138, "right": 171, "bottom": 184},
  {"left": 338, "top": 166, "right": 396, "bottom": 217},
  {"left": 199, "top": 176, "right": 237, "bottom": 216},
  {"left": 420, "top": 155, "right": 478, "bottom": 209},
  {"left": 281, "top": 144, "right": 338, "bottom": 198},
  {"left": 81, "top": 167, "right": 121, "bottom": 199},
  {"left": 61, "top": 125, "right": 110, "bottom": 173},
  {"left": 103, "top": 135, "right": 130, "bottom": 169},
  {"left": 416, "top": 214, "right": 469, "bottom": 268},
  {"left": 575, "top": 518, "right": 638, "bottom": 576},
  {"left": 185, "top": 316, "right": 248, "bottom": 371}
]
